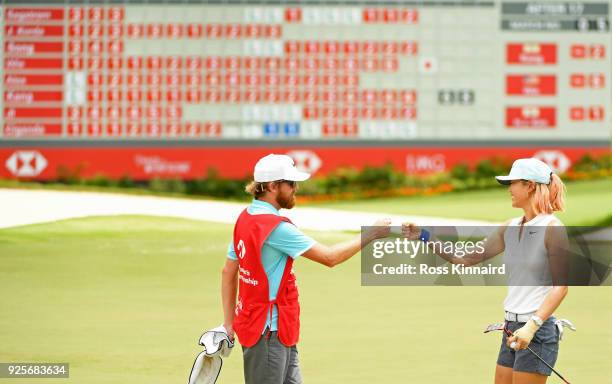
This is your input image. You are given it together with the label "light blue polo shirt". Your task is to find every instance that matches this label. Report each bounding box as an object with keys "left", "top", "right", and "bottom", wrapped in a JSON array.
[{"left": 227, "top": 199, "right": 316, "bottom": 333}]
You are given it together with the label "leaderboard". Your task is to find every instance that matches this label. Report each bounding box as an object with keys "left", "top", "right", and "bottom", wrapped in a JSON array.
[{"left": 0, "top": 1, "right": 610, "bottom": 141}]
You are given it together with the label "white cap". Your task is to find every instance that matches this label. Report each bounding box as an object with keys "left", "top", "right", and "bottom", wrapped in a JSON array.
[
  {"left": 495, "top": 158, "right": 553, "bottom": 185},
  {"left": 253, "top": 154, "right": 311, "bottom": 182}
]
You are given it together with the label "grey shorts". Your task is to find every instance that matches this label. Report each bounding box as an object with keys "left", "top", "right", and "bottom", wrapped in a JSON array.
[
  {"left": 497, "top": 317, "right": 559, "bottom": 376},
  {"left": 242, "top": 331, "right": 302, "bottom": 384}
]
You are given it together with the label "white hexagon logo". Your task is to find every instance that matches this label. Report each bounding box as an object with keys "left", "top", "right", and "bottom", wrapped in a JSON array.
[
  {"left": 5, "top": 150, "right": 48, "bottom": 177},
  {"left": 286, "top": 150, "right": 322, "bottom": 175},
  {"left": 533, "top": 150, "right": 571, "bottom": 173}
]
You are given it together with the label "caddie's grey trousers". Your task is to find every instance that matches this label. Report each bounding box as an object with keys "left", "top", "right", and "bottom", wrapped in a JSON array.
[{"left": 242, "top": 331, "right": 302, "bottom": 384}]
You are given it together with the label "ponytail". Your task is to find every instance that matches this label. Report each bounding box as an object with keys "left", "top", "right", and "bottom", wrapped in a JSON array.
[{"left": 531, "top": 173, "right": 566, "bottom": 215}]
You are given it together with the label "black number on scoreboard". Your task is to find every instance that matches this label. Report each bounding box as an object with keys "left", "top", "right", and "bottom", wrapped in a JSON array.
[{"left": 438, "top": 90, "right": 475, "bottom": 105}]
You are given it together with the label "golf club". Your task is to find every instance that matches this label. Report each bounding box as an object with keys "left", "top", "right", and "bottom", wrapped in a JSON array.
[{"left": 484, "top": 323, "right": 571, "bottom": 384}]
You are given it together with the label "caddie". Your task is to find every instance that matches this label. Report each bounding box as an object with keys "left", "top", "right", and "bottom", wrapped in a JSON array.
[{"left": 221, "top": 153, "right": 390, "bottom": 384}]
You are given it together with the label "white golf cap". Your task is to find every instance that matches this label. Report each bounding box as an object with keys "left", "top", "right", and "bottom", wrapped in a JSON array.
[
  {"left": 495, "top": 158, "right": 553, "bottom": 185},
  {"left": 253, "top": 154, "right": 311, "bottom": 182}
]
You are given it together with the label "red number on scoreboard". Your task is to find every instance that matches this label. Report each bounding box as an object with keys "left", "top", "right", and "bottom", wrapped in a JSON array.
[
  {"left": 69, "top": 58, "right": 83, "bottom": 70},
  {"left": 126, "top": 89, "right": 141, "bottom": 102},
  {"left": 69, "top": 7, "right": 84, "bottom": 22},
  {"left": 108, "top": 90, "right": 122, "bottom": 101},
  {"left": 108, "top": 24, "right": 123, "bottom": 38},
  {"left": 127, "top": 123, "right": 141, "bottom": 137},
  {"left": 108, "top": 41, "right": 123, "bottom": 55},
  {"left": 127, "top": 24, "right": 143, "bottom": 38},
  {"left": 69, "top": 41, "right": 83, "bottom": 54},
  {"left": 69, "top": 24, "right": 84, "bottom": 37},
  {"left": 68, "top": 123, "right": 82, "bottom": 136},
  {"left": 186, "top": 89, "right": 201, "bottom": 102},
  {"left": 384, "top": 9, "right": 399, "bottom": 23},
  {"left": 185, "top": 57, "right": 202, "bottom": 70},
  {"left": 185, "top": 122, "right": 201, "bottom": 136},
  {"left": 88, "top": 41, "right": 104, "bottom": 55},
  {"left": 148, "top": 90, "right": 162, "bottom": 102},
  {"left": 89, "top": 7, "right": 104, "bottom": 21},
  {"left": 126, "top": 105, "right": 141, "bottom": 119},
  {"left": 590, "top": 45, "right": 605, "bottom": 58},
  {"left": 285, "top": 8, "right": 302, "bottom": 22},
  {"left": 148, "top": 57, "right": 163, "bottom": 70},
  {"left": 88, "top": 106, "right": 102, "bottom": 120},
  {"left": 148, "top": 24, "right": 163, "bottom": 38},
  {"left": 88, "top": 24, "right": 103, "bottom": 38},
  {"left": 166, "top": 74, "right": 181, "bottom": 87},
  {"left": 363, "top": 9, "right": 379, "bottom": 23},
  {"left": 107, "top": 73, "right": 122, "bottom": 88},
  {"left": 226, "top": 24, "right": 241, "bottom": 38},
  {"left": 569, "top": 107, "right": 584, "bottom": 121},
  {"left": 88, "top": 90, "right": 103, "bottom": 102},
  {"left": 107, "top": 106, "right": 122, "bottom": 119},
  {"left": 68, "top": 107, "right": 82, "bottom": 119},
  {"left": 108, "top": 122, "right": 123, "bottom": 137},
  {"left": 206, "top": 24, "right": 222, "bottom": 38},
  {"left": 108, "top": 7, "right": 124, "bottom": 21},
  {"left": 570, "top": 74, "right": 585, "bottom": 88},
  {"left": 589, "top": 73, "right": 605, "bottom": 88},
  {"left": 167, "top": 24, "right": 183, "bottom": 38},
  {"left": 127, "top": 57, "right": 142, "bottom": 69},
  {"left": 187, "top": 24, "right": 203, "bottom": 38},
  {"left": 401, "top": 9, "right": 419, "bottom": 23},
  {"left": 589, "top": 106, "right": 605, "bottom": 121}
]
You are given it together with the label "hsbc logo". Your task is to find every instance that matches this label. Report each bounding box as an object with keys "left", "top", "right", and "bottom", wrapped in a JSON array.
[
  {"left": 286, "top": 150, "right": 322, "bottom": 174},
  {"left": 533, "top": 150, "right": 571, "bottom": 173},
  {"left": 236, "top": 239, "right": 246, "bottom": 259},
  {"left": 5, "top": 150, "right": 47, "bottom": 177}
]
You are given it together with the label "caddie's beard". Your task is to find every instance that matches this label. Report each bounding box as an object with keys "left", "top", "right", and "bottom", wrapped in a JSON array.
[{"left": 276, "top": 190, "right": 295, "bottom": 209}]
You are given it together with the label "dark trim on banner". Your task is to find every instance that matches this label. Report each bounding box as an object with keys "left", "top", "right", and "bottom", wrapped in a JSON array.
[{"left": 0, "top": 139, "right": 609, "bottom": 148}]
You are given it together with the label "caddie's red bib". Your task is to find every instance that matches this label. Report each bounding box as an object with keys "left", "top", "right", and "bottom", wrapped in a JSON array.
[{"left": 232, "top": 208, "right": 300, "bottom": 347}]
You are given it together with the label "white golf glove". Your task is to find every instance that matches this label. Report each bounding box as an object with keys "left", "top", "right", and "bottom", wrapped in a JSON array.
[{"left": 508, "top": 319, "right": 540, "bottom": 350}]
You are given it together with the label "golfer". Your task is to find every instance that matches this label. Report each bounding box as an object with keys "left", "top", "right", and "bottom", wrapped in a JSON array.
[
  {"left": 403, "top": 158, "right": 569, "bottom": 384},
  {"left": 221, "top": 154, "right": 391, "bottom": 384}
]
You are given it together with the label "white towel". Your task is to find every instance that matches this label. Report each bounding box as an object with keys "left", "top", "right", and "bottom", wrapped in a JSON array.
[{"left": 188, "top": 325, "right": 234, "bottom": 384}]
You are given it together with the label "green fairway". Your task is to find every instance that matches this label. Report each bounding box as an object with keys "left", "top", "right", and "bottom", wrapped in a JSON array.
[
  {"left": 0, "top": 216, "right": 610, "bottom": 383},
  {"left": 308, "top": 178, "right": 612, "bottom": 226}
]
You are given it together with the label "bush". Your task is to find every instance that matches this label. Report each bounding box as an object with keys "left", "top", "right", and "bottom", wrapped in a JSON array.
[
  {"left": 149, "top": 178, "right": 186, "bottom": 194},
  {"left": 183, "top": 169, "right": 249, "bottom": 199},
  {"left": 82, "top": 174, "right": 115, "bottom": 187}
]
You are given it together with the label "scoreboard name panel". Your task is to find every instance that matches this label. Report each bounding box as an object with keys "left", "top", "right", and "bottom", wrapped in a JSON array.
[{"left": 0, "top": 0, "right": 609, "bottom": 143}]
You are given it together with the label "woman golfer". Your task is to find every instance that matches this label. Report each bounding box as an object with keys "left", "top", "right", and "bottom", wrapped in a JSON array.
[{"left": 403, "top": 158, "right": 569, "bottom": 384}]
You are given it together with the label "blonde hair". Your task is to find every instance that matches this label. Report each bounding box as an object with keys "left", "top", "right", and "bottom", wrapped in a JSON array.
[
  {"left": 531, "top": 173, "right": 566, "bottom": 214},
  {"left": 245, "top": 181, "right": 269, "bottom": 198}
]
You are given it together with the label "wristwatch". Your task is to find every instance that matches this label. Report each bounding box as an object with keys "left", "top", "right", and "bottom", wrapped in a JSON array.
[{"left": 530, "top": 315, "right": 544, "bottom": 327}]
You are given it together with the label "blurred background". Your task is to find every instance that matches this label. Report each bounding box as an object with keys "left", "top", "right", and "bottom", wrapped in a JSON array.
[{"left": 0, "top": 0, "right": 610, "bottom": 383}]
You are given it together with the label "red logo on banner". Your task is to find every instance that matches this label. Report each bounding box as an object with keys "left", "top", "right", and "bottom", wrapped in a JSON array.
[
  {"left": 506, "top": 75, "right": 556, "bottom": 96},
  {"left": 505, "top": 106, "right": 556, "bottom": 129},
  {"left": 507, "top": 43, "right": 556, "bottom": 65}
]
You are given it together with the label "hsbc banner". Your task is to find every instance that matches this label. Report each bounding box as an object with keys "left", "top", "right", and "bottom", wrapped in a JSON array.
[{"left": 0, "top": 146, "right": 607, "bottom": 180}]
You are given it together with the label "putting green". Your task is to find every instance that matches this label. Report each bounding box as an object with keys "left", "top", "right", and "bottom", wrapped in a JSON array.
[
  {"left": 1, "top": 216, "right": 610, "bottom": 383},
  {"left": 307, "top": 178, "right": 612, "bottom": 226}
]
